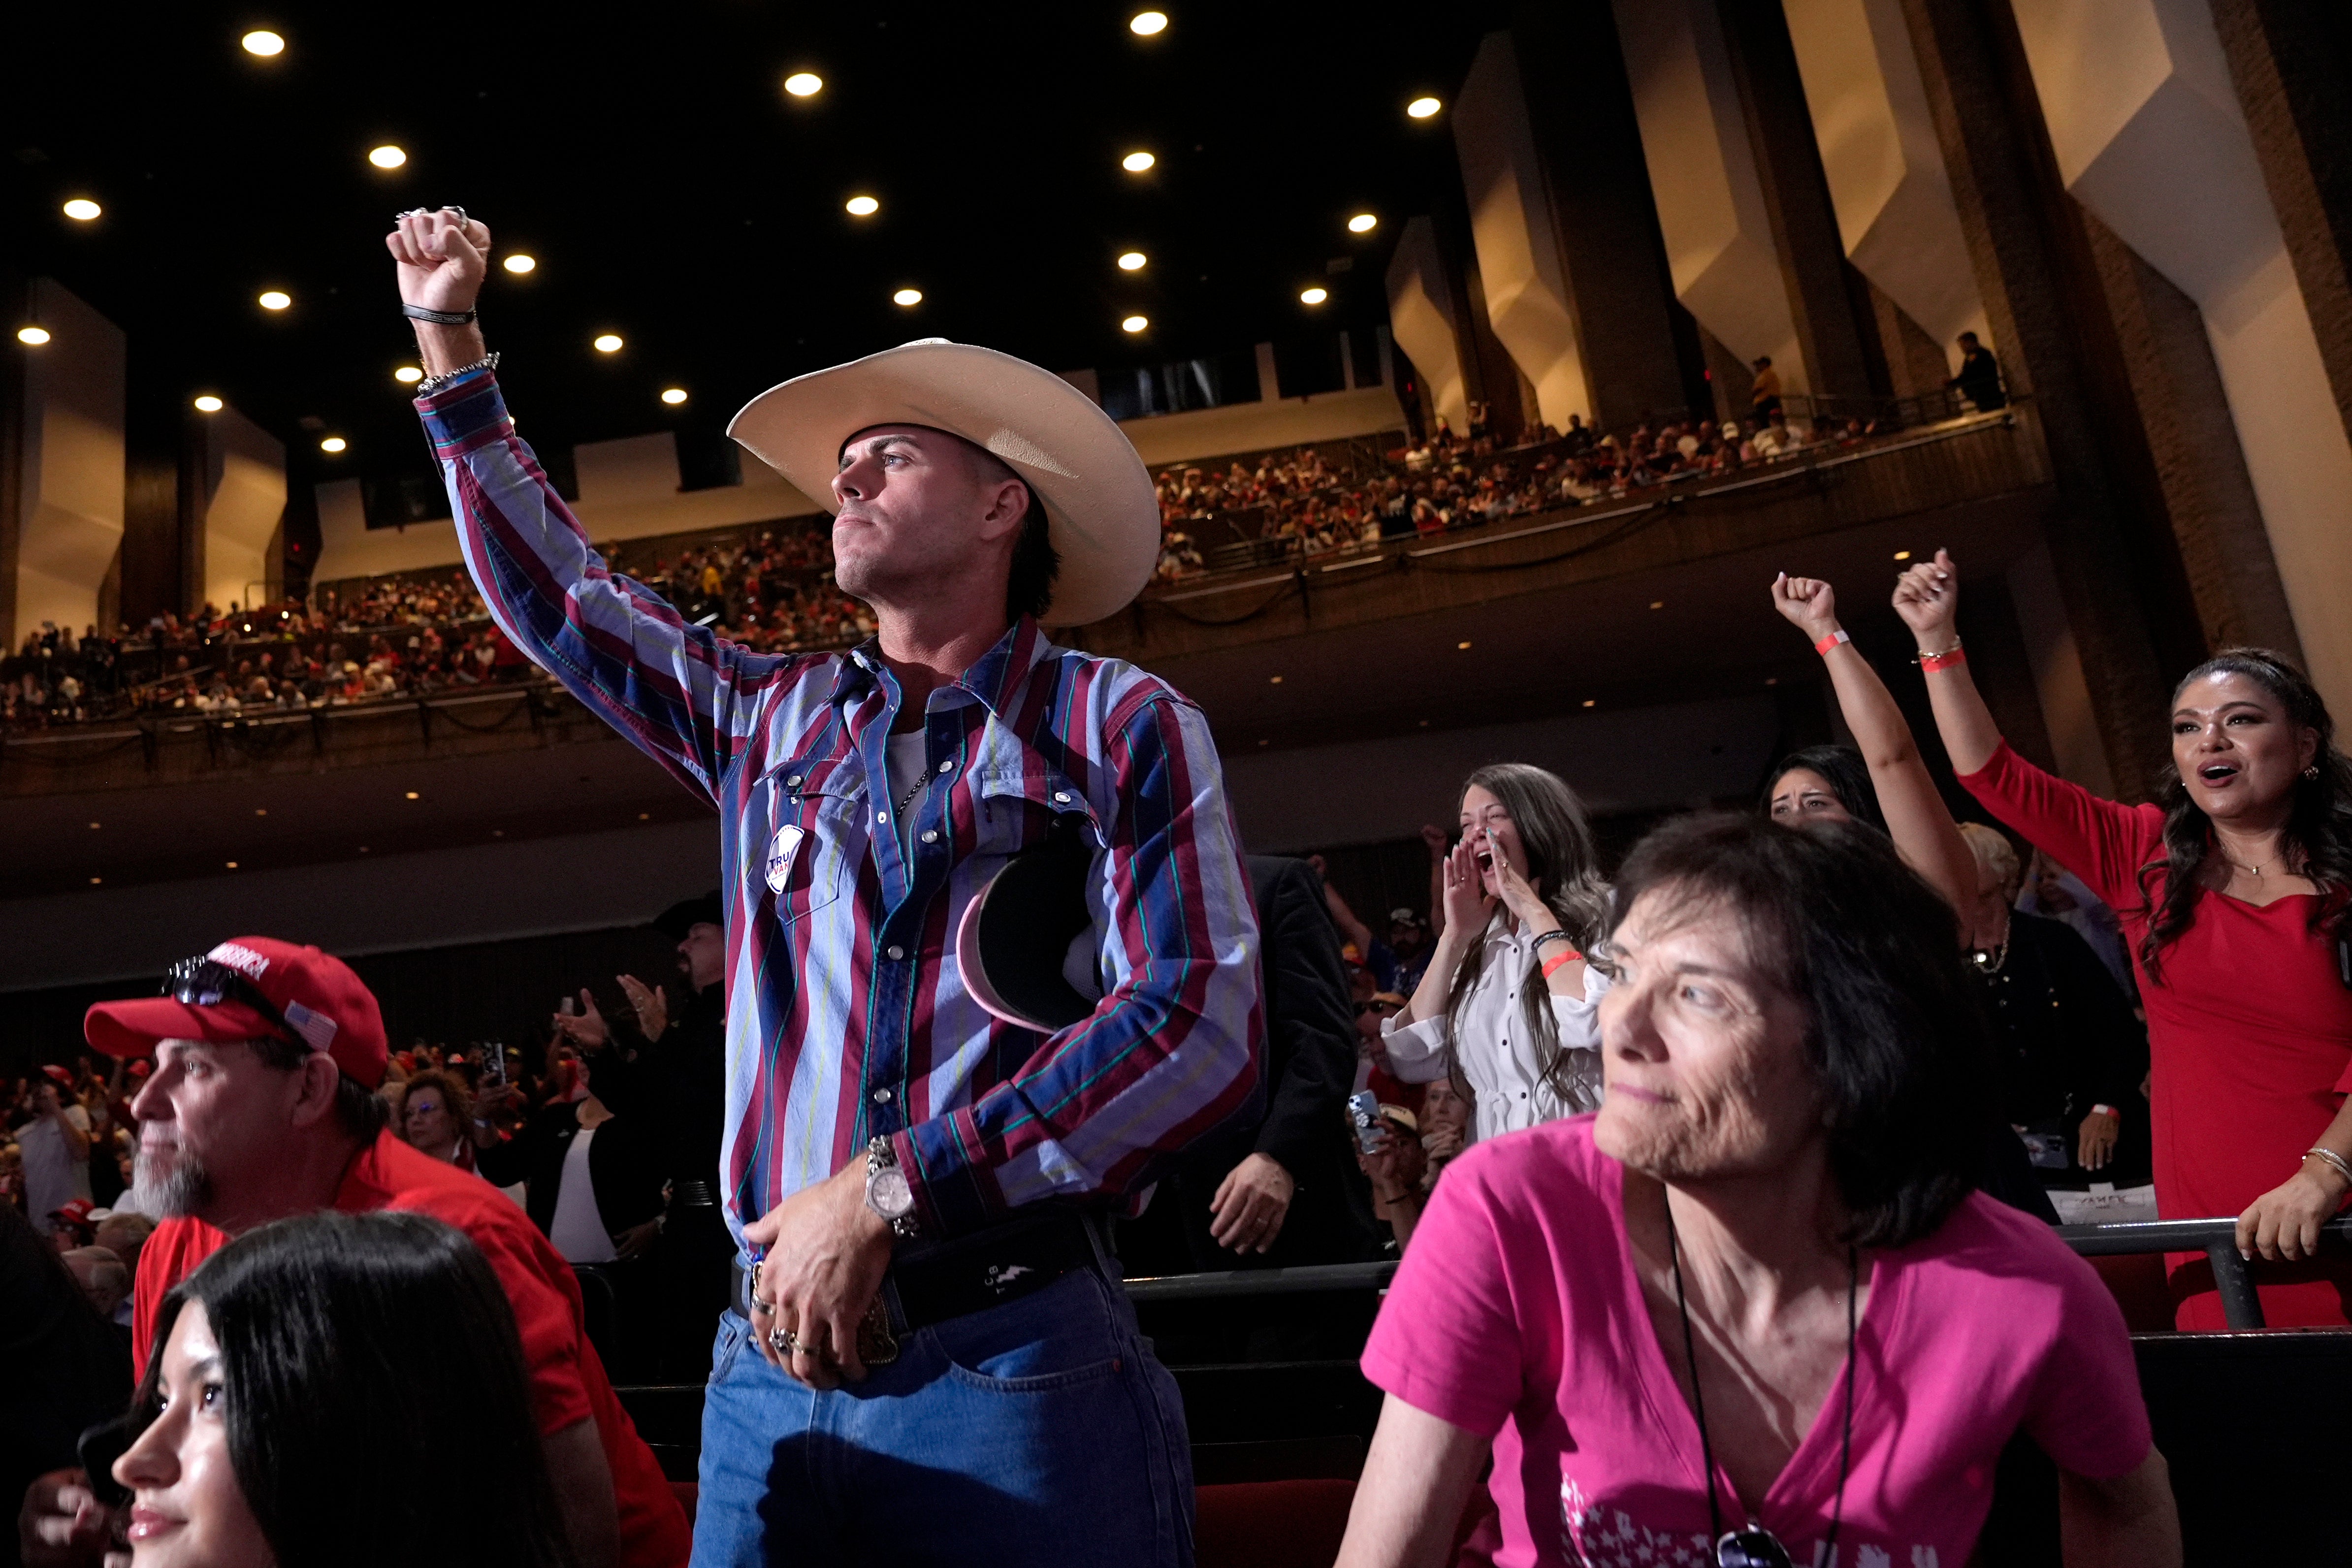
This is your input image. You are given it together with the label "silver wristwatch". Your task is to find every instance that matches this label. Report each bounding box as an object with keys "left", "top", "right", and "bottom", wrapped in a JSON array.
[{"left": 865, "top": 1135, "right": 920, "bottom": 1239}]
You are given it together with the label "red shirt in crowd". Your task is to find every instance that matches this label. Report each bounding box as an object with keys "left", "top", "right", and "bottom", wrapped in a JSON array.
[
  {"left": 1959, "top": 741, "right": 2352, "bottom": 1328},
  {"left": 131, "top": 1131, "right": 690, "bottom": 1567}
]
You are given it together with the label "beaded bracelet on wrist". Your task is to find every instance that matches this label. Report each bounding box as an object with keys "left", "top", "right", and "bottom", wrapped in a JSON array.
[{"left": 416, "top": 352, "right": 499, "bottom": 398}]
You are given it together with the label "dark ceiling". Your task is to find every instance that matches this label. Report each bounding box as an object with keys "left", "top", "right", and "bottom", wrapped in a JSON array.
[{"left": 4, "top": 1, "right": 1509, "bottom": 498}]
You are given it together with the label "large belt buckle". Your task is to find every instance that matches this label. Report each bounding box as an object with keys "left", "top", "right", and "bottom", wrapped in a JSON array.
[{"left": 857, "top": 1295, "right": 901, "bottom": 1366}]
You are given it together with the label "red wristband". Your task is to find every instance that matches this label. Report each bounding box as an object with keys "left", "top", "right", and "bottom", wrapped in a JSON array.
[
  {"left": 1918, "top": 645, "right": 1966, "bottom": 672},
  {"left": 1812, "top": 630, "right": 1850, "bottom": 656},
  {"left": 1541, "top": 949, "right": 1582, "bottom": 978}
]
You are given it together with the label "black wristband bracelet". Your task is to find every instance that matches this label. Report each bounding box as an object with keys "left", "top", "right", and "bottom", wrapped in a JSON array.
[{"left": 402, "top": 302, "right": 478, "bottom": 326}]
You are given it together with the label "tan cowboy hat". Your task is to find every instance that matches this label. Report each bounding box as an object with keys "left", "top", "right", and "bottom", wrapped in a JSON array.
[{"left": 728, "top": 339, "right": 1159, "bottom": 626}]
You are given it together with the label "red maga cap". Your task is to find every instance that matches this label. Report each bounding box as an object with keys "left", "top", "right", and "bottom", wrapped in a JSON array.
[
  {"left": 84, "top": 937, "right": 388, "bottom": 1090},
  {"left": 40, "top": 1064, "right": 75, "bottom": 1088}
]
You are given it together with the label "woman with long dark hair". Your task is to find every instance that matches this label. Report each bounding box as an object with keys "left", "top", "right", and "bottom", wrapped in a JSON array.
[
  {"left": 112, "top": 1210, "right": 576, "bottom": 1568},
  {"left": 1900, "top": 548, "right": 2352, "bottom": 1328},
  {"left": 1382, "top": 764, "right": 1611, "bottom": 1142}
]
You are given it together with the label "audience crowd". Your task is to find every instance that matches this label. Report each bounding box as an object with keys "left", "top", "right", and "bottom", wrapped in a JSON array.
[
  {"left": 1150, "top": 398, "right": 1933, "bottom": 579},
  {"left": 1, "top": 391, "right": 1973, "bottom": 732}
]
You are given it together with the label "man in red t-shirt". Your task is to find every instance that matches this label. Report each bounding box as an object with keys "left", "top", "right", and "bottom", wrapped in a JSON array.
[{"left": 19, "top": 937, "right": 687, "bottom": 1568}]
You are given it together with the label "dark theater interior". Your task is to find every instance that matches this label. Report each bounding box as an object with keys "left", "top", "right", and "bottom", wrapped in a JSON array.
[{"left": 6, "top": 3, "right": 2352, "bottom": 1565}]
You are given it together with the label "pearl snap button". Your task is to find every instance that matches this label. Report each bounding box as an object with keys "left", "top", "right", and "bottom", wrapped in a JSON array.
[
  {"left": 872, "top": 1087, "right": 893, "bottom": 1104},
  {"left": 876, "top": 810, "right": 889, "bottom": 824},
  {"left": 886, "top": 945, "right": 905, "bottom": 960},
  {"left": 921, "top": 830, "right": 939, "bottom": 844},
  {"left": 1053, "top": 790, "right": 1072, "bottom": 804}
]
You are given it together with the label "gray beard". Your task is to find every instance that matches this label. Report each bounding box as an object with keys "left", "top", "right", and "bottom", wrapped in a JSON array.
[{"left": 130, "top": 1144, "right": 209, "bottom": 1219}]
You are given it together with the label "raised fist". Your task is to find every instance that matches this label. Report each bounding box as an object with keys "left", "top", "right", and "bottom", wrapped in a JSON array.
[{"left": 385, "top": 208, "right": 491, "bottom": 317}]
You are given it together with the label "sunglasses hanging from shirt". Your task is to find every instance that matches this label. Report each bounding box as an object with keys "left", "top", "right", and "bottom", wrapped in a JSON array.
[{"left": 1668, "top": 1193, "right": 1858, "bottom": 1568}]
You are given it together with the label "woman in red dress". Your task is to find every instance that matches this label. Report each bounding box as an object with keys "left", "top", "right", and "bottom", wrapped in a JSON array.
[{"left": 1897, "top": 550, "right": 2352, "bottom": 1327}]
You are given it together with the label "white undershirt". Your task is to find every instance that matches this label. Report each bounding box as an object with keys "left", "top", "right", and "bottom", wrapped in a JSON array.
[
  {"left": 885, "top": 729, "right": 930, "bottom": 858},
  {"left": 548, "top": 1126, "right": 616, "bottom": 1263}
]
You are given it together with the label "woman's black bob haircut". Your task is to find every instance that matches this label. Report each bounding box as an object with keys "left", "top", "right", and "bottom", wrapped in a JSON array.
[
  {"left": 1608, "top": 813, "right": 1991, "bottom": 1249},
  {"left": 1760, "top": 744, "right": 1888, "bottom": 834},
  {"left": 134, "top": 1211, "right": 575, "bottom": 1568}
]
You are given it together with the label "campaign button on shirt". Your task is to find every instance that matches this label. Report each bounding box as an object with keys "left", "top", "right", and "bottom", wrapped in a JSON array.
[{"left": 765, "top": 825, "right": 806, "bottom": 893}]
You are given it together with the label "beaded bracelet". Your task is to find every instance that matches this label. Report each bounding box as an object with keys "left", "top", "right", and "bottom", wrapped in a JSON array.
[{"left": 1917, "top": 641, "right": 1966, "bottom": 673}]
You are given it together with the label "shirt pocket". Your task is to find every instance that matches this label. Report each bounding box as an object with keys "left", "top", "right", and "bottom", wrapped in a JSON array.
[
  {"left": 970, "top": 766, "right": 1101, "bottom": 864},
  {"left": 760, "top": 754, "right": 864, "bottom": 926}
]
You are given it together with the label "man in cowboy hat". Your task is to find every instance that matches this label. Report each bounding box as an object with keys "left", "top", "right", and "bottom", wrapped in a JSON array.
[{"left": 387, "top": 209, "right": 1262, "bottom": 1567}]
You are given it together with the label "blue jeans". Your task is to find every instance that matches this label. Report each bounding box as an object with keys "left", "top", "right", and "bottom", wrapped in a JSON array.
[{"left": 690, "top": 1262, "right": 1194, "bottom": 1567}]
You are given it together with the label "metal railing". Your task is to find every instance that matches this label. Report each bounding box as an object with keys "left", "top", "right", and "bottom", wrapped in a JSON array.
[{"left": 1125, "top": 1215, "right": 2352, "bottom": 1331}]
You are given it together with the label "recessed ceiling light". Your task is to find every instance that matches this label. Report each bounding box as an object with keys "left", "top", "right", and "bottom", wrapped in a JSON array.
[
  {"left": 62, "top": 198, "right": 102, "bottom": 221},
  {"left": 502, "top": 253, "right": 536, "bottom": 274},
  {"left": 1121, "top": 315, "right": 1149, "bottom": 333},
  {"left": 1269, "top": 675, "right": 1283, "bottom": 684},
  {"left": 405, "top": 791, "right": 420, "bottom": 800},
  {"left": 358, "top": 846, "right": 369, "bottom": 853},
  {"left": 89, "top": 821, "right": 100, "bottom": 829},
  {"left": 1300, "top": 287, "right": 1329, "bottom": 306},
  {"left": 1407, "top": 96, "right": 1442, "bottom": 119},
  {"left": 1650, "top": 600, "right": 1664, "bottom": 609},
  {"left": 225, "top": 861, "right": 239, "bottom": 869},
  {"left": 394, "top": 365, "right": 423, "bottom": 384},
  {"left": 1122, "top": 151, "right": 1156, "bottom": 173},
  {"left": 320, "top": 436, "right": 347, "bottom": 453},
  {"left": 1347, "top": 212, "right": 1377, "bottom": 233},
  {"left": 255, "top": 808, "right": 268, "bottom": 816},
  {"left": 1457, "top": 640, "right": 1473, "bottom": 650},
  {"left": 1582, "top": 699, "right": 1597, "bottom": 708},
  {"left": 593, "top": 333, "right": 623, "bottom": 352},
  {"left": 845, "top": 194, "right": 879, "bottom": 217},
  {"left": 660, "top": 387, "right": 688, "bottom": 406},
  {"left": 241, "top": 30, "right": 284, "bottom": 56},
  {"left": 783, "top": 71, "right": 824, "bottom": 97},
  {"left": 1765, "top": 676, "right": 1780, "bottom": 686},
  {"left": 1893, "top": 549, "right": 1912, "bottom": 560},
  {"left": 638, "top": 812, "right": 650, "bottom": 821},
  {"left": 368, "top": 145, "right": 406, "bottom": 169},
  {"left": 258, "top": 290, "right": 291, "bottom": 311},
  {"left": 893, "top": 288, "right": 924, "bottom": 306},
  {"left": 1129, "top": 10, "right": 1168, "bottom": 34},
  {"left": 89, "top": 877, "right": 101, "bottom": 885},
  {"left": 1117, "top": 251, "right": 1147, "bottom": 271},
  {"left": 193, "top": 394, "right": 224, "bottom": 412},
  {"left": 16, "top": 325, "right": 50, "bottom": 345}
]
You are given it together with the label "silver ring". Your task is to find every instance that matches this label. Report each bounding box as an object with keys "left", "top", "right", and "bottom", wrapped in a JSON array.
[{"left": 769, "top": 1325, "right": 796, "bottom": 1355}]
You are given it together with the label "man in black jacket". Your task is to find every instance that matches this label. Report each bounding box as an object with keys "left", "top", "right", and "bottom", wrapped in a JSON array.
[
  {"left": 551, "top": 891, "right": 734, "bottom": 1380},
  {"left": 1123, "top": 856, "right": 1377, "bottom": 1293}
]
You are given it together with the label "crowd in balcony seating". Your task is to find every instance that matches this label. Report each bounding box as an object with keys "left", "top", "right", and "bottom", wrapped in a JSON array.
[
  {"left": 0, "top": 524, "right": 876, "bottom": 732},
  {"left": 2, "top": 396, "right": 1952, "bottom": 729},
  {"left": 1151, "top": 401, "right": 1910, "bottom": 579}
]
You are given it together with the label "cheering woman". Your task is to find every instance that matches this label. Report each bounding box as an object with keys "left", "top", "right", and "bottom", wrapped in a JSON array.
[
  {"left": 1381, "top": 764, "right": 1611, "bottom": 1142},
  {"left": 1901, "top": 549, "right": 2352, "bottom": 1328}
]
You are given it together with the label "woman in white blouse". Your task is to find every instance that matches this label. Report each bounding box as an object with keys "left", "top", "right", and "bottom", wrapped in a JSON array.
[{"left": 1382, "top": 764, "right": 1611, "bottom": 1142}]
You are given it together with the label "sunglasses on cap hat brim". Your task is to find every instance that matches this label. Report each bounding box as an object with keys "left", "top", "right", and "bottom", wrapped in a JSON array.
[{"left": 83, "top": 957, "right": 302, "bottom": 1059}]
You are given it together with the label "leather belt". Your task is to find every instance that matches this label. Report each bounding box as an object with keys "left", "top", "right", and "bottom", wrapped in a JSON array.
[{"left": 728, "top": 1211, "right": 1100, "bottom": 1342}]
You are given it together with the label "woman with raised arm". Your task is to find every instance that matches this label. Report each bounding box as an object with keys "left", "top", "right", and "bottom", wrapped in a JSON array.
[
  {"left": 1765, "top": 573, "right": 1982, "bottom": 928},
  {"left": 1382, "top": 765, "right": 1611, "bottom": 1143},
  {"left": 1898, "top": 548, "right": 2352, "bottom": 1328}
]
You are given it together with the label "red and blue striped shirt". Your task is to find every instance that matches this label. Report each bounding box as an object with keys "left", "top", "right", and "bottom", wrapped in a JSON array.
[{"left": 418, "top": 370, "right": 1263, "bottom": 1245}]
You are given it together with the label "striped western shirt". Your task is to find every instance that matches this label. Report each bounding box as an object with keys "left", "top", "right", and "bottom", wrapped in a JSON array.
[{"left": 417, "top": 371, "right": 1263, "bottom": 1247}]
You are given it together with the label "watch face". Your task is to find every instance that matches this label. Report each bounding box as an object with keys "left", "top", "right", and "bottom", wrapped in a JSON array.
[{"left": 870, "top": 1164, "right": 914, "bottom": 1218}]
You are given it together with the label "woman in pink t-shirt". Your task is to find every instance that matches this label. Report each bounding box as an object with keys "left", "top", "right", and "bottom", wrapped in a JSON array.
[{"left": 1338, "top": 815, "right": 2179, "bottom": 1568}]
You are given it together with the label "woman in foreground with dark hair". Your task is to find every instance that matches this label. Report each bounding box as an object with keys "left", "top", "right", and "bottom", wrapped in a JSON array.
[
  {"left": 1901, "top": 549, "right": 2352, "bottom": 1328},
  {"left": 112, "top": 1210, "right": 574, "bottom": 1568},
  {"left": 1382, "top": 763, "right": 1612, "bottom": 1142},
  {"left": 1337, "top": 815, "right": 2178, "bottom": 1568}
]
